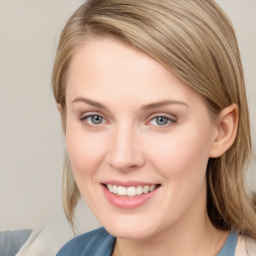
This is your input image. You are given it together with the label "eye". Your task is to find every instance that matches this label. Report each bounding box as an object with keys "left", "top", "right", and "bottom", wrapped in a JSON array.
[
  {"left": 81, "top": 114, "right": 106, "bottom": 125},
  {"left": 149, "top": 116, "right": 176, "bottom": 126}
]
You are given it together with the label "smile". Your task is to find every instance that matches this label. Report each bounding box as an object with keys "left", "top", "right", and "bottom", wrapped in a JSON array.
[
  {"left": 102, "top": 182, "right": 161, "bottom": 209},
  {"left": 106, "top": 184, "right": 158, "bottom": 197}
]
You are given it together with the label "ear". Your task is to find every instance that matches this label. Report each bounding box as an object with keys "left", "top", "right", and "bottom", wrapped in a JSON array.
[
  {"left": 57, "top": 104, "right": 62, "bottom": 113},
  {"left": 209, "top": 104, "right": 239, "bottom": 158}
]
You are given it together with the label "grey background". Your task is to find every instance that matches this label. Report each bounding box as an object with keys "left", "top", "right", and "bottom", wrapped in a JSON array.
[{"left": 0, "top": 0, "right": 255, "bottom": 231}]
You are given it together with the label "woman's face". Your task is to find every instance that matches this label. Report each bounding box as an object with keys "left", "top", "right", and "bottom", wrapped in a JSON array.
[{"left": 65, "top": 37, "right": 217, "bottom": 240}]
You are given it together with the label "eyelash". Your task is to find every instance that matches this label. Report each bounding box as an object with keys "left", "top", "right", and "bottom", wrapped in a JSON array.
[
  {"left": 148, "top": 115, "right": 176, "bottom": 127},
  {"left": 80, "top": 114, "right": 107, "bottom": 126},
  {"left": 80, "top": 113, "right": 177, "bottom": 128}
]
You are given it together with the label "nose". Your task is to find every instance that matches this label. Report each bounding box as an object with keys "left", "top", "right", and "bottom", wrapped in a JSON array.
[{"left": 106, "top": 124, "right": 145, "bottom": 171}]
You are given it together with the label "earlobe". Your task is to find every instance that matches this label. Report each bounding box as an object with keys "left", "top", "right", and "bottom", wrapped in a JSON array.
[
  {"left": 209, "top": 104, "right": 239, "bottom": 158},
  {"left": 57, "top": 104, "right": 62, "bottom": 113}
]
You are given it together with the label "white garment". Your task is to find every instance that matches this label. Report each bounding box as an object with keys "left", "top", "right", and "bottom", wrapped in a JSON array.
[
  {"left": 235, "top": 236, "right": 256, "bottom": 256},
  {"left": 16, "top": 200, "right": 100, "bottom": 256}
]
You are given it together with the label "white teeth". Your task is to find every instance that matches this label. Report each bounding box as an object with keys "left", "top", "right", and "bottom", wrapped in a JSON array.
[
  {"left": 127, "top": 187, "right": 136, "bottom": 197},
  {"left": 117, "top": 186, "right": 126, "bottom": 196},
  {"left": 107, "top": 184, "right": 113, "bottom": 192},
  {"left": 136, "top": 186, "right": 143, "bottom": 195},
  {"left": 150, "top": 185, "right": 156, "bottom": 192},
  {"left": 143, "top": 185, "right": 149, "bottom": 194},
  {"left": 106, "top": 184, "right": 157, "bottom": 196},
  {"left": 113, "top": 185, "right": 118, "bottom": 194}
]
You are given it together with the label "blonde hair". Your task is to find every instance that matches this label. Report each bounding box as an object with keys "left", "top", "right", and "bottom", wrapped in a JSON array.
[{"left": 52, "top": 0, "right": 256, "bottom": 237}]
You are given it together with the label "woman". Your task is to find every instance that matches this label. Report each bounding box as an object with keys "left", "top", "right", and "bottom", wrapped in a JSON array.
[{"left": 52, "top": 0, "right": 256, "bottom": 255}]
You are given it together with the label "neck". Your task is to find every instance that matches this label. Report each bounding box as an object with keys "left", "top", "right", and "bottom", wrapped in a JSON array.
[{"left": 114, "top": 215, "right": 228, "bottom": 256}]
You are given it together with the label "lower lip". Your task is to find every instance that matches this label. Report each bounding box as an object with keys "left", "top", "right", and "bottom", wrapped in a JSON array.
[{"left": 102, "top": 185, "right": 159, "bottom": 209}]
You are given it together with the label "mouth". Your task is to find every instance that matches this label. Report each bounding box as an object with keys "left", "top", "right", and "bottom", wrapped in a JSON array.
[
  {"left": 101, "top": 182, "right": 161, "bottom": 209},
  {"left": 103, "top": 183, "right": 161, "bottom": 197}
]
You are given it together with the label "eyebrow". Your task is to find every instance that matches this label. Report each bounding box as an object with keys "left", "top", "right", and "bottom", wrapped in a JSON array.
[
  {"left": 141, "top": 100, "right": 189, "bottom": 110},
  {"left": 72, "top": 97, "right": 189, "bottom": 110},
  {"left": 72, "top": 97, "right": 106, "bottom": 108}
]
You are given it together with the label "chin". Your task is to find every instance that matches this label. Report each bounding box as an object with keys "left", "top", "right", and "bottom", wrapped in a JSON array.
[{"left": 102, "top": 217, "right": 161, "bottom": 240}]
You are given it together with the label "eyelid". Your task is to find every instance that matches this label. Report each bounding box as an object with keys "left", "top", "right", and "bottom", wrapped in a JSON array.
[
  {"left": 80, "top": 110, "right": 104, "bottom": 119},
  {"left": 146, "top": 113, "right": 177, "bottom": 126},
  {"left": 147, "top": 112, "right": 177, "bottom": 121},
  {"left": 80, "top": 114, "right": 105, "bottom": 121},
  {"left": 80, "top": 112, "right": 108, "bottom": 127}
]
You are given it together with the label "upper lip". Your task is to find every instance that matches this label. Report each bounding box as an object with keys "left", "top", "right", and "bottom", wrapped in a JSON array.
[{"left": 101, "top": 180, "right": 160, "bottom": 187}]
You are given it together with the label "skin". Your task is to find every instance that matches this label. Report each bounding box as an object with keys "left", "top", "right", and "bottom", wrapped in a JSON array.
[{"left": 63, "top": 36, "right": 237, "bottom": 256}]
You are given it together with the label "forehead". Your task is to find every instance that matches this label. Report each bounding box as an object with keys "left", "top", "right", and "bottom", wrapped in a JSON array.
[
  {"left": 65, "top": 36, "right": 205, "bottom": 110},
  {"left": 67, "top": 36, "right": 162, "bottom": 86}
]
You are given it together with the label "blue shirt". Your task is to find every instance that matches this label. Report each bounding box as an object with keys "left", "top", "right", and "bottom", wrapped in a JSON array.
[{"left": 57, "top": 227, "right": 238, "bottom": 256}]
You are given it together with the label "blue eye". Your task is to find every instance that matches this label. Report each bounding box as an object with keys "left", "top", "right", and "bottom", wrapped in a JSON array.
[
  {"left": 150, "top": 116, "right": 175, "bottom": 126},
  {"left": 82, "top": 115, "right": 105, "bottom": 125}
]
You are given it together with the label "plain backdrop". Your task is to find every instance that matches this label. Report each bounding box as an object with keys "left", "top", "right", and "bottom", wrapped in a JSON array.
[{"left": 0, "top": 0, "right": 255, "bottom": 231}]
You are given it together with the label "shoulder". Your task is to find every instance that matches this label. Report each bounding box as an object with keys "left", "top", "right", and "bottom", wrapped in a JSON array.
[
  {"left": 235, "top": 235, "right": 256, "bottom": 256},
  {"left": 57, "top": 227, "right": 115, "bottom": 256}
]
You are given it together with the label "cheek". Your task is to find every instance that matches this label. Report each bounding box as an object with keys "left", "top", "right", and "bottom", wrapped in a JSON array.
[
  {"left": 147, "top": 125, "right": 212, "bottom": 179},
  {"left": 65, "top": 123, "right": 106, "bottom": 178},
  {"left": 145, "top": 126, "right": 213, "bottom": 220}
]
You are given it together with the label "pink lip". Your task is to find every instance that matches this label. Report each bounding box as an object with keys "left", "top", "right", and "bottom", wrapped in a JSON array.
[{"left": 101, "top": 183, "right": 160, "bottom": 209}]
